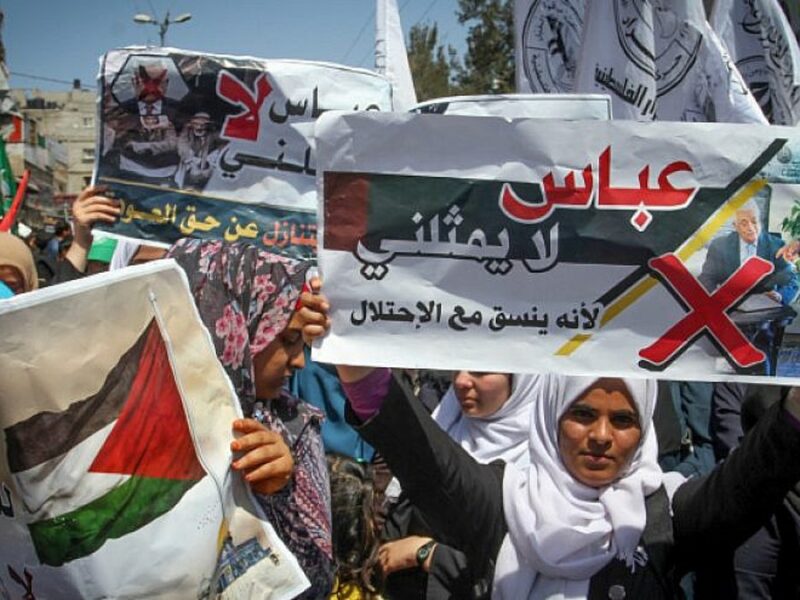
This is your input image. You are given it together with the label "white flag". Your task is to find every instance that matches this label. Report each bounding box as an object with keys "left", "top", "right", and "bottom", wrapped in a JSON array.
[
  {"left": 573, "top": 0, "right": 658, "bottom": 120},
  {"left": 517, "top": 0, "right": 766, "bottom": 123},
  {"left": 514, "top": 0, "right": 586, "bottom": 93},
  {"left": 376, "top": 0, "right": 418, "bottom": 111},
  {"left": 711, "top": 0, "right": 800, "bottom": 125}
]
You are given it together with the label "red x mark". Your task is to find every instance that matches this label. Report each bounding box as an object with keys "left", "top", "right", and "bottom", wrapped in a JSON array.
[{"left": 639, "top": 253, "right": 774, "bottom": 369}]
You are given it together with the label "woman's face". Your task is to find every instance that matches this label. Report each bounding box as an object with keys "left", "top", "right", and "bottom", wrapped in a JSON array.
[
  {"left": 0, "top": 265, "right": 25, "bottom": 294},
  {"left": 252, "top": 312, "right": 306, "bottom": 400},
  {"left": 453, "top": 371, "right": 512, "bottom": 418},
  {"left": 558, "top": 379, "right": 642, "bottom": 488}
]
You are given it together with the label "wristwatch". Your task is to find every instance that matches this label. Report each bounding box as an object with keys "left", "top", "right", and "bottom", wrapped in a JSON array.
[{"left": 415, "top": 540, "right": 436, "bottom": 567}]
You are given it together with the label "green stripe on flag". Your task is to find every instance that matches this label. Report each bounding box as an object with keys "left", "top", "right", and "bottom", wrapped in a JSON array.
[
  {"left": 0, "top": 138, "right": 16, "bottom": 217},
  {"left": 29, "top": 476, "right": 197, "bottom": 566}
]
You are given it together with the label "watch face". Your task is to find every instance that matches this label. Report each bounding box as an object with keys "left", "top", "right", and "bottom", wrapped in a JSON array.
[{"left": 416, "top": 542, "right": 433, "bottom": 564}]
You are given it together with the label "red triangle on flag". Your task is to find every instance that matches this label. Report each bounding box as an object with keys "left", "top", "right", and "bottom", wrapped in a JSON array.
[{"left": 89, "top": 321, "right": 206, "bottom": 481}]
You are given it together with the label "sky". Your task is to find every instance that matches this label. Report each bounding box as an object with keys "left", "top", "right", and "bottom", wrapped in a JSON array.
[{"left": 2, "top": 0, "right": 467, "bottom": 92}]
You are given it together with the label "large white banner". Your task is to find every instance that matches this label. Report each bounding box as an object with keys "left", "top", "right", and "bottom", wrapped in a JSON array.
[
  {"left": 0, "top": 262, "right": 307, "bottom": 599},
  {"left": 314, "top": 111, "right": 800, "bottom": 384},
  {"left": 95, "top": 47, "right": 393, "bottom": 259}
]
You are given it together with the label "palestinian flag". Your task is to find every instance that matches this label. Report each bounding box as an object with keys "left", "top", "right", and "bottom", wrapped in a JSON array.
[{"left": 5, "top": 319, "right": 206, "bottom": 567}]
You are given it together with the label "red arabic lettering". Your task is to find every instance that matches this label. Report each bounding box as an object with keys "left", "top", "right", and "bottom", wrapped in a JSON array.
[
  {"left": 217, "top": 71, "right": 273, "bottom": 141},
  {"left": 500, "top": 164, "right": 593, "bottom": 222},
  {"left": 597, "top": 146, "right": 694, "bottom": 208},
  {"left": 497, "top": 146, "right": 696, "bottom": 232}
]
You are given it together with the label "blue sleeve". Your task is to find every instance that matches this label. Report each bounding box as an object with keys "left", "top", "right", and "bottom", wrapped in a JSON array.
[{"left": 289, "top": 347, "right": 374, "bottom": 462}]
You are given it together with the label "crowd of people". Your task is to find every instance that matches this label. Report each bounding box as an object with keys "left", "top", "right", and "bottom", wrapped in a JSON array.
[{"left": 2, "top": 186, "right": 800, "bottom": 600}]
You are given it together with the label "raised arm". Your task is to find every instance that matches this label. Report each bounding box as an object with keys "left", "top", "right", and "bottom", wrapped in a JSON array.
[
  {"left": 296, "top": 281, "right": 506, "bottom": 585},
  {"left": 65, "top": 186, "right": 120, "bottom": 273},
  {"left": 671, "top": 388, "right": 800, "bottom": 569}
]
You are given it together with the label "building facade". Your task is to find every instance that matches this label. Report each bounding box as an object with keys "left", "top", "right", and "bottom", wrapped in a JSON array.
[{"left": 7, "top": 84, "right": 95, "bottom": 230}]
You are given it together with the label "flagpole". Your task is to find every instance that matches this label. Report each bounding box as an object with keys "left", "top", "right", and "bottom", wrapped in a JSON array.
[{"left": 0, "top": 169, "right": 29, "bottom": 232}]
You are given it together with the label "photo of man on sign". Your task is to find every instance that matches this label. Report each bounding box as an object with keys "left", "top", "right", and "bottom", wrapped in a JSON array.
[{"left": 698, "top": 192, "right": 798, "bottom": 375}]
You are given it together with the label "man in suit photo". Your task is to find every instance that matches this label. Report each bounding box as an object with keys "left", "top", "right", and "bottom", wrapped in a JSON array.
[{"left": 699, "top": 198, "right": 798, "bottom": 374}]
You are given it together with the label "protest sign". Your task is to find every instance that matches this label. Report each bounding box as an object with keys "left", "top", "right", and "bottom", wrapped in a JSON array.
[
  {"left": 0, "top": 262, "right": 308, "bottom": 599},
  {"left": 410, "top": 93, "right": 611, "bottom": 119},
  {"left": 94, "top": 47, "right": 393, "bottom": 258},
  {"left": 314, "top": 111, "right": 800, "bottom": 384}
]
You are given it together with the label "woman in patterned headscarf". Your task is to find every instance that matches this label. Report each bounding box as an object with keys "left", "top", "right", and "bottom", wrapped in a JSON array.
[{"left": 167, "top": 238, "right": 333, "bottom": 599}]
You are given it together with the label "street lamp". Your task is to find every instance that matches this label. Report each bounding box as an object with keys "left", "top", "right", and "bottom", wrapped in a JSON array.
[{"left": 133, "top": 11, "right": 192, "bottom": 46}]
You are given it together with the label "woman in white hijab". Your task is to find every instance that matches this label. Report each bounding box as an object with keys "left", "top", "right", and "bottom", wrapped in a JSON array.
[
  {"left": 323, "top": 353, "right": 800, "bottom": 599},
  {"left": 379, "top": 372, "right": 543, "bottom": 597},
  {"left": 433, "top": 372, "right": 543, "bottom": 467},
  {"left": 494, "top": 375, "right": 663, "bottom": 599}
]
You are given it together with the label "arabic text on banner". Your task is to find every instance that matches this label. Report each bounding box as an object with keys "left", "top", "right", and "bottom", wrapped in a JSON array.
[
  {"left": 94, "top": 47, "right": 393, "bottom": 259},
  {"left": 314, "top": 111, "right": 800, "bottom": 385}
]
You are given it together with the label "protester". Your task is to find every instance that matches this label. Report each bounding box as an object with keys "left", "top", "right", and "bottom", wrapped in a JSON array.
[
  {"left": 167, "top": 239, "right": 334, "bottom": 599},
  {"left": 328, "top": 454, "right": 382, "bottom": 600},
  {"left": 654, "top": 381, "right": 715, "bottom": 479},
  {"left": 41, "top": 186, "right": 122, "bottom": 285},
  {"left": 295, "top": 281, "right": 800, "bottom": 600},
  {"left": 44, "top": 221, "right": 70, "bottom": 262},
  {"left": 108, "top": 239, "right": 167, "bottom": 270},
  {"left": 698, "top": 382, "right": 800, "bottom": 599},
  {"left": 0, "top": 231, "right": 38, "bottom": 294},
  {"left": 290, "top": 348, "right": 376, "bottom": 463},
  {"left": 380, "top": 371, "right": 541, "bottom": 598}
]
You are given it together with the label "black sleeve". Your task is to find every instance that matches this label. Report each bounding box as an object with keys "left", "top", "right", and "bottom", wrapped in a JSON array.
[
  {"left": 426, "top": 543, "right": 474, "bottom": 599},
  {"left": 382, "top": 497, "right": 477, "bottom": 599},
  {"left": 346, "top": 371, "right": 507, "bottom": 577},
  {"left": 672, "top": 401, "right": 800, "bottom": 568}
]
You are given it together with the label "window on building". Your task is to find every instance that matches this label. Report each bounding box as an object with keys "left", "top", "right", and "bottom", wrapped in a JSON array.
[
  {"left": 83, "top": 117, "right": 93, "bottom": 127},
  {"left": 81, "top": 148, "right": 95, "bottom": 163}
]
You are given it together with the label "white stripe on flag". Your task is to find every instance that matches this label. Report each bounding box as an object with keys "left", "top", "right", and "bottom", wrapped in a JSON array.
[{"left": 12, "top": 422, "right": 129, "bottom": 522}]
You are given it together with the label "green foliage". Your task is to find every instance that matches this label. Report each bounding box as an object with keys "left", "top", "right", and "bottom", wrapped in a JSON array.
[
  {"left": 407, "top": 23, "right": 458, "bottom": 101},
  {"left": 782, "top": 202, "right": 800, "bottom": 239},
  {"left": 452, "top": 0, "right": 515, "bottom": 95},
  {"left": 405, "top": 0, "right": 515, "bottom": 100}
]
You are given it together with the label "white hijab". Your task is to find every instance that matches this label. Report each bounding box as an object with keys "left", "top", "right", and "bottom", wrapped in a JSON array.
[
  {"left": 494, "top": 375, "right": 663, "bottom": 600},
  {"left": 385, "top": 373, "right": 544, "bottom": 502},
  {"left": 109, "top": 239, "right": 140, "bottom": 271},
  {"left": 432, "top": 373, "right": 544, "bottom": 467}
]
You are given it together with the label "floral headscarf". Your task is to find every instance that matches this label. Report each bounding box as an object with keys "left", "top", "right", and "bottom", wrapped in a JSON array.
[{"left": 166, "top": 239, "right": 309, "bottom": 413}]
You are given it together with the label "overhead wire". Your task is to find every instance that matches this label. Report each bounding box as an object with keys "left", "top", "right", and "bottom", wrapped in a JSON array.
[
  {"left": 358, "top": 0, "right": 443, "bottom": 67},
  {"left": 10, "top": 72, "right": 93, "bottom": 90},
  {"left": 341, "top": 5, "right": 376, "bottom": 64}
]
